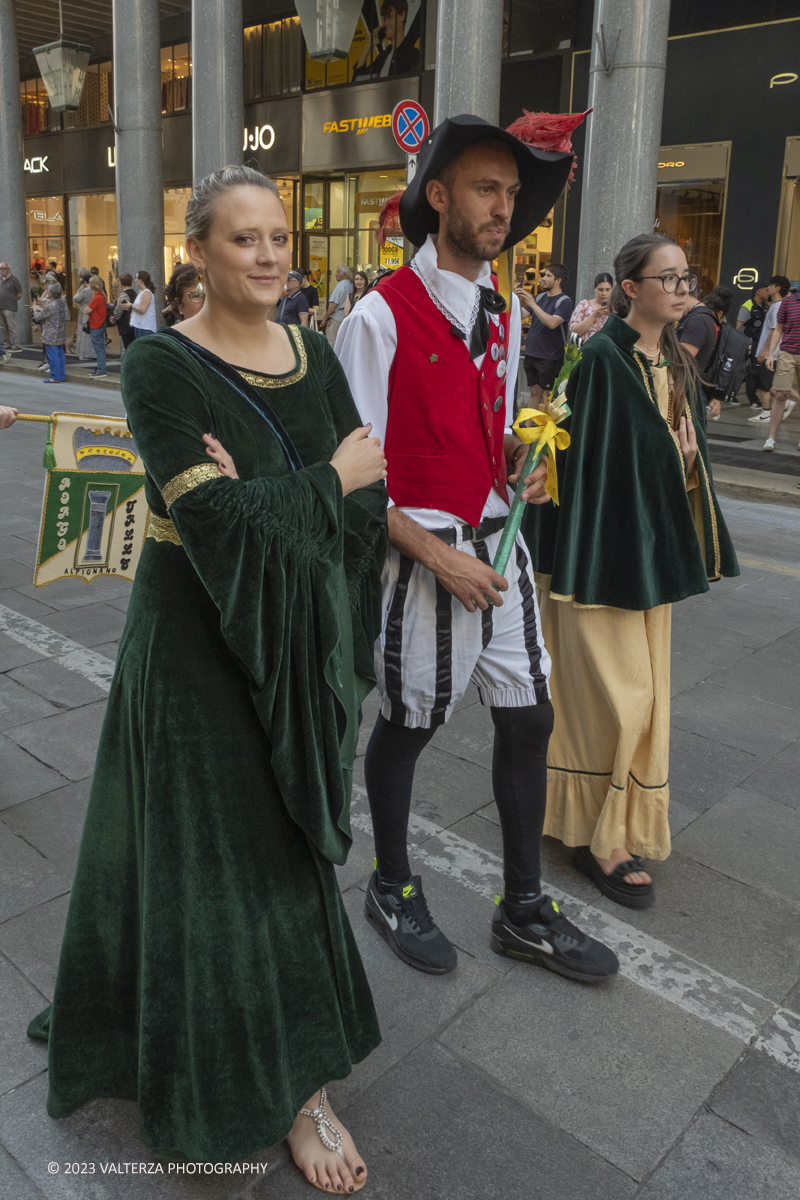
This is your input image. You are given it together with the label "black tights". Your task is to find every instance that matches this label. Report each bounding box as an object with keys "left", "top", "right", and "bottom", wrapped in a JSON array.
[{"left": 363, "top": 702, "right": 554, "bottom": 911}]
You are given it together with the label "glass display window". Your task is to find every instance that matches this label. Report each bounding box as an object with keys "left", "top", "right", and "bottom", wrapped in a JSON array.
[
  {"left": 304, "top": 179, "right": 325, "bottom": 231},
  {"left": 305, "top": 1, "right": 423, "bottom": 90},
  {"left": 20, "top": 76, "right": 60, "bottom": 135},
  {"left": 161, "top": 42, "right": 192, "bottom": 114},
  {"left": 68, "top": 193, "right": 120, "bottom": 302},
  {"left": 27, "top": 197, "right": 66, "bottom": 300},
  {"left": 164, "top": 188, "right": 193, "bottom": 283},
  {"left": 304, "top": 171, "right": 407, "bottom": 299},
  {"left": 654, "top": 145, "right": 730, "bottom": 299},
  {"left": 243, "top": 18, "right": 302, "bottom": 100},
  {"left": 62, "top": 62, "right": 113, "bottom": 130}
]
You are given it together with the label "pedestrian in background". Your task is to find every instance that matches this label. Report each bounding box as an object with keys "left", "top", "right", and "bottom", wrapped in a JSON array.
[
  {"left": 679, "top": 288, "right": 734, "bottom": 419},
  {"left": 89, "top": 266, "right": 107, "bottom": 296},
  {"left": 0, "top": 262, "right": 23, "bottom": 351},
  {"left": 515, "top": 263, "right": 574, "bottom": 408},
  {"left": 736, "top": 283, "right": 771, "bottom": 410},
  {"left": 32, "top": 282, "right": 69, "bottom": 383},
  {"left": 113, "top": 273, "right": 138, "bottom": 353},
  {"left": 48, "top": 259, "right": 67, "bottom": 291},
  {"left": 163, "top": 263, "right": 205, "bottom": 325},
  {"left": 343, "top": 270, "right": 368, "bottom": 318},
  {"left": 87, "top": 276, "right": 108, "bottom": 379},
  {"left": 300, "top": 268, "right": 319, "bottom": 326},
  {"left": 764, "top": 281, "right": 800, "bottom": 451},
  {"left": 748, "top": 276, "right": 794, "bottom": 426},
  {"left": 71, "top": 268, "right": 94, "bottom": 361},
  {"left": 568, "top": 271, "right": 613, "bottom": 341},
  {"left": 120, "top": 271, "right": 158, "bottom": 336},
  {"left": 275, "top": 269, "right": 309, "bottom": 326},
  {"left": 322, "top": 265, "right": 352, "bottom": 348}
]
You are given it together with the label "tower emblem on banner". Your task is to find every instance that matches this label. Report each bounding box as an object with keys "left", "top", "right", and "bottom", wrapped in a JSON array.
[{"left": 30, "top": 412, "right": 150, "bottom": 588}]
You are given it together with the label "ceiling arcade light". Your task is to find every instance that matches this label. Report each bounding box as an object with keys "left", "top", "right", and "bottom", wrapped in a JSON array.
[
  {"left": 294, "top": 0, "right": 364, "bottom": 61},
  {"left": 32, "top": 0, "right": 91, "bottom": 112}
]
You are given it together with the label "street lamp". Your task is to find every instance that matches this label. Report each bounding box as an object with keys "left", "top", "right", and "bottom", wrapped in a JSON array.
[
  {"left": 294, "top": 0, "right": 364, "bottom": 61},
  {"left": 32, "top": 0, "right": 91, "bottom": 112}
]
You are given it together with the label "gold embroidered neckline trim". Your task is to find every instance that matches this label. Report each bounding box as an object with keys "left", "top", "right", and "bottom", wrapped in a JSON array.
[
  {"left": 235, "top": 324, "right": 307, "bottom": 388},
  {"left": 161, "top": 462, "right": 222, "bottom": 511},
  {"left": 146, "top": 512, "right": 182, "bottom": 545}
]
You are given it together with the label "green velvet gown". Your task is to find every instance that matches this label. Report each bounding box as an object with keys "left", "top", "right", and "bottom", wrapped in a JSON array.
[{"left": 28, "top": 323, "right": 387, "bottom": 1163}]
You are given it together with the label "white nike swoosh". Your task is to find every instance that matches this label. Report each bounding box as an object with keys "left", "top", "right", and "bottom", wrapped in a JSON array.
[
  {"left": 506, "top": 926, "right": 554, "bottom": 954},
  {"left": 376, "top": 900, "right": 398, "bottom": 931}
]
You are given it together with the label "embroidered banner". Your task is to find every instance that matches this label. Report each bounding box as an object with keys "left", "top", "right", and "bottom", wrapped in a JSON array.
[{"left": 34, "top": 413, "right": 150, "bottom": 588}]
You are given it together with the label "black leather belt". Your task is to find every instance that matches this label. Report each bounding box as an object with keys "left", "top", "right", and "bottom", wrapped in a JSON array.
[{"left": 430, "top": 516, "right": 507, "bottom": 545}]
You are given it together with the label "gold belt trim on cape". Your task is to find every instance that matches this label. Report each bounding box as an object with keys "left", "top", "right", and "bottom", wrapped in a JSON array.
[
  {"left": 161, "top": 462, "right": 222, "bottom": 511},
  {"left": 146, "top": 512, "right": 182, "bottom": 545}
]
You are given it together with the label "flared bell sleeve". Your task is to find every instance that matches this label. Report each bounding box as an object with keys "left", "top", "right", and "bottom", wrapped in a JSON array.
[{"left": 120, "top": 334, "right": 367, "bottom": 865}]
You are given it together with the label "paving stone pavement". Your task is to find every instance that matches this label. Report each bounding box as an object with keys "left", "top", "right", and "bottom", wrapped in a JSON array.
[{"left": 1, "top": 374, "right": 799, "bottom": 1198}]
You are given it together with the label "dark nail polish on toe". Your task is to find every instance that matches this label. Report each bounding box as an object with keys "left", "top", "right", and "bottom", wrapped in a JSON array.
[{"left": 356, "top": 1167, "right": 364, "bottom": 1176}]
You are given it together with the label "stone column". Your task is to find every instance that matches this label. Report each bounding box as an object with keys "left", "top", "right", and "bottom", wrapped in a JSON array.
[
  {"left": 0, "top": 0, "right": 32, "bottom": 345},
  {"left": 433, "top": 0, "right": 503, "bottom": 127},
  {"left": 112, "top": 0, "right": 164, "bottom": 323},
  {"left": 576, "top": 0, "right": 671, "bottom": 300},
  {"left": 192, "top": 0, "right": 243, "bottom": 182}
]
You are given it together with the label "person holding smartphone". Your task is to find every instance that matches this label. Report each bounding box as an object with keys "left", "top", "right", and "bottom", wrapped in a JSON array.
[
  {"left": 515, "top": 263, "right": 573, "bottom": 409},
  {"left": 568, "top": 272, "right": 613, "bottom": 341}
]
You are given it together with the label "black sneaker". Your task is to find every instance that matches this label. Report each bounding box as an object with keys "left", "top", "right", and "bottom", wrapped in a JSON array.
[
  {"left": 491, "top": 896, "right": 619, "bottom": 983},
  {"left": 364, "top": 871, "right": 457, "bottom": 974}
]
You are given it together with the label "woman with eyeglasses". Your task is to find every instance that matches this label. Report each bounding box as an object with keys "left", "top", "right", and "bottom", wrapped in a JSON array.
[
  {"left": 163, "top": 262, "right": 205, "bottom": 325},
  {"left": 523, "top": 233, "right": 738, "bottom": 910}
]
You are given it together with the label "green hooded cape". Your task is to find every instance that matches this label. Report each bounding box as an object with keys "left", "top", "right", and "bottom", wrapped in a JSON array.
[
  {"left": 27, "top": 325, "right": 387, "bottom": 1162},
  {"left": 523, "top": 313, "right": 739, "bottom": 609}
]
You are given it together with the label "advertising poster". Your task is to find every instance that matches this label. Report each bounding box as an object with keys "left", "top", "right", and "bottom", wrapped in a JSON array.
[
  {"left": 379, "top": 236, "right": 403, "bottom": 270},
  {"left": 306, "top": 0, "right": 422, "bottom": 90},
  {"left": 34, "top": 413, "right": 149, "bottom": 588},
  {"left": 308, "top": 236, "right": 329, "bottom": 302}
]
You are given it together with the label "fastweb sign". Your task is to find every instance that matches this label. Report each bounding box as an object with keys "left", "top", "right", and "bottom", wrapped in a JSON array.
[{"left": 323, "top": 113, "right": 392, "bottom": 136}]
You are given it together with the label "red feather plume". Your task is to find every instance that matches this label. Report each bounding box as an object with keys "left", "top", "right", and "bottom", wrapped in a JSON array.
[
  {"left": 376, "top": 192, "right": 403, "bottom": 248},
  {"left": 506, "top": 108, "right": 592, "bottom": 185}
]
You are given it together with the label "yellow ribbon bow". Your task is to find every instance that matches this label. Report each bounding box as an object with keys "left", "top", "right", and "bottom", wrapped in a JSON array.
[{"left": 512, "top": 407, "right": 571, "bottom": 506}]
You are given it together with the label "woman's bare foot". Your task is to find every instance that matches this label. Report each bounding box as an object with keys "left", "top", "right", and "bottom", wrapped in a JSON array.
[
  {"left": 287, "top": 1089, "right": 367, "bottom": 1193},
  {"left": 593, "top": 847, "right": 652, "bottom": 886}
]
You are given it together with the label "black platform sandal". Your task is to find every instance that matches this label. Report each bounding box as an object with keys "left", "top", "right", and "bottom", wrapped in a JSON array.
[{"left": 573, "top": 845, "right": 654, "bottom": 909}]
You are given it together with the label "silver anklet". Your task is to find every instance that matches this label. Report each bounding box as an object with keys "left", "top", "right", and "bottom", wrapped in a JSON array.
[{"left": 299, "top": 1086, "right": 344, "bottom": 1159}]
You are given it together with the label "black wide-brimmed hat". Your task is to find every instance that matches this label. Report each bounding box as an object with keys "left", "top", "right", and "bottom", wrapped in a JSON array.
[{"left": 398, "top": 113, "right": 574, "bottom": 251}]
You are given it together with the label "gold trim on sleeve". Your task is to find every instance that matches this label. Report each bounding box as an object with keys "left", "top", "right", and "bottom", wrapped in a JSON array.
[
  {"left": 161, "top": 463, "right": 223, "bottom": 511},
  {"left": 145, "top": 512, "right": 182, "bottom": 545},
  {"left": 235, "top": 324, "right": 308, "bottom": 388}
]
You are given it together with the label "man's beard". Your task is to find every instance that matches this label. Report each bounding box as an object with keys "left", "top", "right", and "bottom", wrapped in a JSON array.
[{"left": 443, "top": 208, "right": 510, "bottom": 264}]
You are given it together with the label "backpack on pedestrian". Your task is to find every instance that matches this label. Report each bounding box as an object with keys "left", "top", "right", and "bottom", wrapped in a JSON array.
[{"left": 702, "top": 321, "right": 749, "bottom": 402}]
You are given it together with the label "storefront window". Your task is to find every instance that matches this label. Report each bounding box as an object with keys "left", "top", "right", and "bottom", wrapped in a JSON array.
[
  {"left": 68, "top": 193, "right": 119, "bottom": 302},
  {"left": 20, "top": 77, "right": 61, "bottom": 135},
  {"left": 511, "top": 212, "right": 554, "bottom": 291},
  {"left": 243, "top": 18, "right": 302, "bottom": 100},
  {"left": 303, "top": 171, "right": 407, "bottom": 299},
  {"left": 653, "top": 145, "right": 730, "bottom": 299},
  {"left": 161, "top": 42, "right": 192, "bottom": 114},
  {"left": 304, "top": 179, "right": 325, "bottom": 231},
  {"left": 353, "top": 170, "right": 406, "bottom": 274},
  {"left": 27, "top": 197, "right": 66, "bottom": 300},
  {"left": 164, "top": 189, "right": 192, "bottom": 284},
  {"left": 62, "top": 62, "right": 114, "bottom": 130},
  {"left": 305, "top": 1, "right": 423, "bottom": 90}
]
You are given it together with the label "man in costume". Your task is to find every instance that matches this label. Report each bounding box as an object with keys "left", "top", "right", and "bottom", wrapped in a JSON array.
[{"left": 336, "top": 113, "right": 619, "bottom": 983}]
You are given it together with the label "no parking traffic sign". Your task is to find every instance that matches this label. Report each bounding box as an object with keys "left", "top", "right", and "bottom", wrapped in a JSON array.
[{"left": 392, "top": 100, "right": 430, "bottom": 155}]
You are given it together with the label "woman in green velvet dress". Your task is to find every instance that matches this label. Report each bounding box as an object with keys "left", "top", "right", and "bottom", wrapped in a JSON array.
[
  {"left": 28, "top": 167, "right": 388, "bottom": 1191},
  {"left": 524, "top": 233, "right": 738, "bottom": 909}
]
